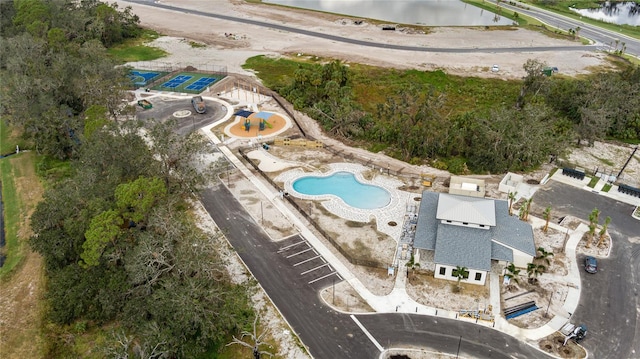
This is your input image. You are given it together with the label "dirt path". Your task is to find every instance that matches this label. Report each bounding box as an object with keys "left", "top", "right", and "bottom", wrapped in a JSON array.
[{"left": 121, "top": 0, "right": 611, "bottom": 79}]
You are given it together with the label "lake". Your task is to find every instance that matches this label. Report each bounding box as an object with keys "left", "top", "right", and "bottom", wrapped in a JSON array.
[
  {"left": 262, "top": 0, "right": 515, "bottom": 26},
  {"left": 570, "top": 1, "right": 640, "bottom": 26}
]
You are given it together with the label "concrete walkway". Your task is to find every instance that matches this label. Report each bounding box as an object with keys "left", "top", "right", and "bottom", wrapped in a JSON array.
[{"left": 184, "top": 91, "right": 631, "bottom": 356}]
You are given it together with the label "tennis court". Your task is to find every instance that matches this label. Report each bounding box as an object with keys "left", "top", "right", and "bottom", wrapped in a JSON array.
[
  {"left": 153, "top": 72, "right": 224, "bottom": 93},
  {"left": 185, "top": 77, "right": 217, "bottom": 91},
  {"left": 161, "top": 75, "right": 193, "bottom": 89}
]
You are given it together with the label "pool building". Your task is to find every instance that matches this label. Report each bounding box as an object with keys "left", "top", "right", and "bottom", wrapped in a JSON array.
[{"left": 413, "top": 191, "right": 535, "bottom": 286}]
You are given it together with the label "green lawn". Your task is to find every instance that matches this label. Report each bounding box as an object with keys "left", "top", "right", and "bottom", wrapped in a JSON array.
[
  {"left": 107, "top": 29, "right": 168, "bottom": 63},
  {"left": 0, "top": 152, "right": 41, "bottom": 279}
]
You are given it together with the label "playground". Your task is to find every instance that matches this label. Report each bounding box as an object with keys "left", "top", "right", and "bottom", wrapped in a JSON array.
[{"left": 225, "top": 110, "right": 290, "bottom": 139}]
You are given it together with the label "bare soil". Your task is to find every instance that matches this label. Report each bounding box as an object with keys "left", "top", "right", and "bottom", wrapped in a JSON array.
[
  {"left": 121, "top": 0, "right": 611, "bottom": 80},
  {"left": 0, "top": 153, "right": 46, "bottom": 359}
]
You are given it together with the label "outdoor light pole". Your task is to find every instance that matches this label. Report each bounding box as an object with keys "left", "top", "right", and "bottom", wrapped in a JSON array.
[{"left": 456, "top": 336, "right": 462, "bottom": 359}]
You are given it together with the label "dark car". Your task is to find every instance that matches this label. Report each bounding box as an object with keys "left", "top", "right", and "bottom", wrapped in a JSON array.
[
  {"left": 191, "top": 96, "right": 206, "bottom": 114},
  {"left": 584, "top": 256, "right": 597, "bottom": 274}
]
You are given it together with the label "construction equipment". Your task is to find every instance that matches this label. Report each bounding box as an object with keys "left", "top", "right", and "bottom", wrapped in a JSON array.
[
  {"left": 137, "top": 99, "right": 152, "bottom": 109},
  {"left": 421, "top": 173, "right": 436, "bottom": 187},
  {"left": 561, "top": 323, "right": 587, "bottom": 345}
]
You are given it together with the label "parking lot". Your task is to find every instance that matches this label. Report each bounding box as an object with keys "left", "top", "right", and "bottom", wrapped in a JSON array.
[{"left": 276, "top": 236, "right": 343, "bottom": 290}]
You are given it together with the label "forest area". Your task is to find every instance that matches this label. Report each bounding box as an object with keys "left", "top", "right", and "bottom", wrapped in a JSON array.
[
  {"left": 245, "top": 56, "right": 640, "bottom": 174},
  {"left": 1, "top": 0, "right": 257, "bottom": 357}
]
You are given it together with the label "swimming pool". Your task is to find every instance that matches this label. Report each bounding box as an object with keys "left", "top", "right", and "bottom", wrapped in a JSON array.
[{"left": 292, "top": 171, "right": 391, "bottom": 209}]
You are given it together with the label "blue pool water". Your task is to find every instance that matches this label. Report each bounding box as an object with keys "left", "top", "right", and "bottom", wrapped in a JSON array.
[{"left": 292, "top": 172, "right": 391, "bottom": 209}]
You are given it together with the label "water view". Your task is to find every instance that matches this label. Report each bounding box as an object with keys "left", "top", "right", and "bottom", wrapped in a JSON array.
[
  {"left": 263, "top": 0, "right": 515, "bottom": 26},
  {"left": 570, "top": 1, "right": 640, "bottom": 26},
  {"left": 292, "top": 171, "right": 391, "bottom": 209}
]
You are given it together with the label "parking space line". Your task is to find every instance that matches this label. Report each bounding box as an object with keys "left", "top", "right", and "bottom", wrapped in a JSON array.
[
  {"left": 286, "top": 248, "right": 313, "bottom": 258},
  {"left": 351, "top": 315, "right": 383, "bottom": 352},
  {"left": 277, "top": 240, "right": 307, "bottom": 252},
  {"left": 301, "top": 263, "right": 329, "bottom": 275},
  {"left": 293, "top": 255, "right": 322, "bottom": 267},
  {"left": 308, "top": 272, "right": 338, "bottom": 284}
]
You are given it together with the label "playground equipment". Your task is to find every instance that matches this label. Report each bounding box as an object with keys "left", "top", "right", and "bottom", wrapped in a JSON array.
[
  {"left": 137, "top": 99, "right": 152, "bottom": 109},
  {"left": 243, "top": 118, "right": 251, "bottom": 132},
  {"left": 259, "top": 119, "right": 273, "bottom": 131}
]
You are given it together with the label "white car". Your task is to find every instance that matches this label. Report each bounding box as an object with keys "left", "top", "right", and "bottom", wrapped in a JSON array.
[{"left": 491, "top": 64, "right": 500, "bottom": 72}]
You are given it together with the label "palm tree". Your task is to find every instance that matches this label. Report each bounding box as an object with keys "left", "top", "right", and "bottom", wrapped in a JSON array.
[
  {"left": 586, "top": 208, "right": 600, "bottom": 248},
  {"left": 597, "top": 216, "right": 611, "bottom": 248},
  {"left": 508, "top": 191, "right": 517, "bottom": 216},
  {"left": 542, "top": 206, "right": 551, "bottom": 233},
  {"left": 453, "top": 266, "right": 469, "bottom": 291},
  {"left": 536, "top": 247, "right": 554, "bottom": 266},
  {"left": 527, "top": 263, "right": 545, "bottom": 284},
  {"left": 524, "top": 198, "right": 533, "bottom": 221},
  {"left": 504, "top": 263, "right": 520, "bottom": 290}
]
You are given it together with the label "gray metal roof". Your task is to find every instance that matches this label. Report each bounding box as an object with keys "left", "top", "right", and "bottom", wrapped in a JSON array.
[
  {"left": 436, "top": 194, "right": 496, "bottom": 226},
  {"left": 492, "top": 201, "right": 536, "bottom": 256},
  {"left": 414, "top": 192, "right": 535, "bottom": 271},
  {"left": 414, "top": 191, "right": 439, "bottom": 250},
  {"left": 491, "top": 241, "right": 514, "bottom": 262},
  {"left": 434, "top": 224, "right": 492, "bottom": 271}
]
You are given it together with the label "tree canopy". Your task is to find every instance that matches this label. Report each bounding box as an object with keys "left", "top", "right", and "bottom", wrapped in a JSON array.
[
  {"left": 253, "top": 57, "right": 639, "bottom": 173},
  {"left": 2, "top": 3, "right": 255, "bottom": 351}
]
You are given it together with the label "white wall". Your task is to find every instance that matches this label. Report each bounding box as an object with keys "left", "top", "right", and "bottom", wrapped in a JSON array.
[
  {"left": 434, "top": 264, "right": 487, "bottom": 286},
  {"left": 513, "top": 251, "right": 534, "bottom": 268}
]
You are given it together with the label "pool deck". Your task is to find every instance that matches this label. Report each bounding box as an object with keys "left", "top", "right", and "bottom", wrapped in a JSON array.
[{"left": 275, "top": 163, "right": 414, "bottom": 242}]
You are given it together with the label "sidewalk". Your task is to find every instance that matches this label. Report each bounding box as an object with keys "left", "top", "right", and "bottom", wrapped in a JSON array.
[
  {"left": 192, "top": 93, "right": 598, "bottom": 354},
  {"left": 549, "top": 170, "right": 640, "bottom": 207}
]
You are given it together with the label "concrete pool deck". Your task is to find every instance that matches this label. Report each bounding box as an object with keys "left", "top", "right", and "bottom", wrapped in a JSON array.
[{"left": 275, "top": 163, "right": 414, "bottom": 242}]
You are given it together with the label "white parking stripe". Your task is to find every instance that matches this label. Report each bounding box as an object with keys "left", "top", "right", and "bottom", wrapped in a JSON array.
[
  {"left": 277, "top": 240, "right": 307, "bottom": 252},
  {"left": 293, "top": 255, "right": 322, "bottom": 267},
  {"left": 308, "top": 272, "right": 338, "bottom": 284},
  {"left": 300, "top": 263, "right": 329, "bottom": 275},
  {"left": 286, "top": 247, "right": 313, "bottom": 258},
  {"left": 350, "top": 315, "right": 383, "bottom": 352}
]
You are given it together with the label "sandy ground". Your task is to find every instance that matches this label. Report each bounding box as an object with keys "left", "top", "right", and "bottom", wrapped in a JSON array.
[{"left": 121, "top": 0, "right": 611, "bottom": 79}]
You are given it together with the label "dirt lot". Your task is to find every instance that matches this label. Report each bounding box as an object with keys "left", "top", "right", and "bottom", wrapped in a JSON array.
[{"left": 121, "top": 0, "right": 612, "bottom": 79}]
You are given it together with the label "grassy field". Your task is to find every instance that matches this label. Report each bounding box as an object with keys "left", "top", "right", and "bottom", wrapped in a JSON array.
[
  {"left": 244, "top": 55, "right": 522, "bottom": 117},
  {"left": 0, "top": 150, "right": 46, "bottom": 358},
  {"left": 108, "top": 29, "right": 168, "bottom": 63}
]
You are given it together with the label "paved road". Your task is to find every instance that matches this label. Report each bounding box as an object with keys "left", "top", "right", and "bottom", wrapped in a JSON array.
[
  {"left": 135, "top": 97, "right": 226, "bottom": 136},
  {"left": 533, "top": 182, "right": 640, "bottom": 359},
  {"left": 128, "top": 0, "right": 597, "bottom": 54},
  {"left": 490, "top": 0, "right": 640, "bottom": 58},
  {"left": 200, "top": 182, "right": 554, "bottom": 358}
]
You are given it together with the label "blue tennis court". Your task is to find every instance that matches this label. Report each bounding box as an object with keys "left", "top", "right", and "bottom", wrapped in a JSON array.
[
  {"left": 161, "top": 75, "right": 193, "bottom": 89},
  {"left": 185, "top": 77, "right": 216, "bottom": 91}
]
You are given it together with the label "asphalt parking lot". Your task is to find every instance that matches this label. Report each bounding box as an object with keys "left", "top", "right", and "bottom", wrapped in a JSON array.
[
  {"left": 533, "top": 181, "right": 640, "bottom": 359},
  {"left": 135, "top": 96, "right": 226, "bottom": 136}
]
